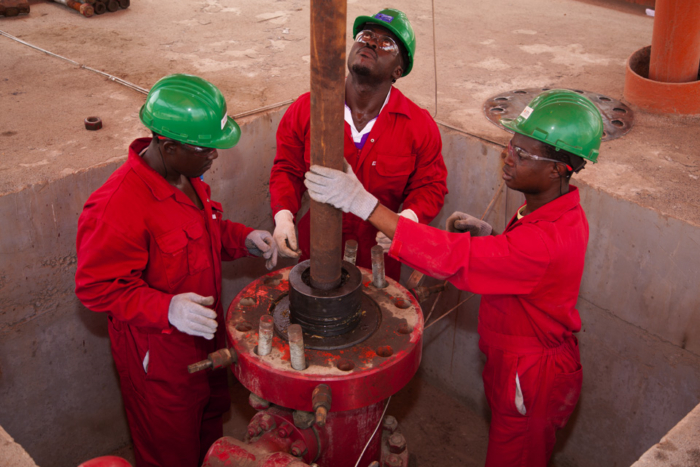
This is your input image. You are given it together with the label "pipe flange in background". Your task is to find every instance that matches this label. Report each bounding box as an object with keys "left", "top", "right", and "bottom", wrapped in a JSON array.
[{"left": 483, "top": 88, "right": 634, "bottom": 141}]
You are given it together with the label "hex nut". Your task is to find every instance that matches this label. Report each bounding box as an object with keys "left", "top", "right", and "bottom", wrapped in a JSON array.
[
  {"left": 383, "top": 454, "right": 403, "bottom": 467},
  {"left": 84, "top": 116, "right": 102, "bottom": 131},
  {"left": 290, "top": 440, "right": 307, "bottom": 457},
  {"left": 259, "top": 414, "right": 276, "bottom": 431},
  {"left": 388, "top": 433, "right": 407, "bottom": 454},
  {"left": 382, "top": 415, "right": 398, "bottom": 433},
  {"left": 293, "top": 410, "right": 316, "bottom": 430}
]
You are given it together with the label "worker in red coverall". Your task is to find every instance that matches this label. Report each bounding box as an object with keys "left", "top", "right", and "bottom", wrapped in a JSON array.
[
  {"left": 304, "top": 89, "right": 604, "bottom": 466},
  {"left": 270, "top": 8, "right": 448, "bottom": 281},
  {"left": 75, "top": 74, "right": 278, "bottom": 467}
]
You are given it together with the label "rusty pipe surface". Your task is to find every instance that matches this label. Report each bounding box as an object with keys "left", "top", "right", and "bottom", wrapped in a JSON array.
[
  {"left": 649, "top": 0, "right": 700, "bottom": 83},
  {"left": 308, "top": 0, "right": 347, "bottom": 290},
  {"left": 52, "top": 0, "right": 94, "bottom": 17}
]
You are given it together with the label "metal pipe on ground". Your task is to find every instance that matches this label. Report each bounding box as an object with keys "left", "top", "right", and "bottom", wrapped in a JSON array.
[
  {"left": 51, "top": 0, "right": 94, "bottom": 17},
  {"left": 0, "top": 0, "right": 30, "bottom": 17},
  {"left": 308, "top": 0, "right": 347, "bottom": 291},
  {"left": 649, "top": 0, "right": 700, "bottom": 83}
]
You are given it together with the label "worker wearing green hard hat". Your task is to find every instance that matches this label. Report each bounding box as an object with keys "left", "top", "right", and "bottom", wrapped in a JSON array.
[
  {"left": 76, "top": 73, "right": 278, "bottom": 467},
  {"left": 302, "top": 88, "right": 604, "bottom": 466},
  {"left": 270, "top": 8, "right": 447, "bottom": 282}
]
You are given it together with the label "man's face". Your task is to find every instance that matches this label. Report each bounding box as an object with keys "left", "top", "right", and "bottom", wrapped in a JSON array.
[
  {"left": 348, "top": 24, "right": 403, "bottom": 81},
  {"left": 501, "top": 133, "right": 559, "bottom": 193},
  {"left": 163, "top": 139, "right": 218, "bottom": 179}
]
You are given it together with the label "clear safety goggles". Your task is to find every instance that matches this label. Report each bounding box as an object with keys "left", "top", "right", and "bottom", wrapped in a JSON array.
[
  {"left": 158, "top": 136, "right": 215, "bottom": 156},
  {"left": 354, "top": 29, "right": 400, "bottom": 55},
  {"left": 507, "top": 142, "right": 572, "bottom": 172}
]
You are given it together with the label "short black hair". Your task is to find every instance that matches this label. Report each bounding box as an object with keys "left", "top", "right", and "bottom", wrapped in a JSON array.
[{"left": 541, "top": 143, "right": 587, "bottom": 177}]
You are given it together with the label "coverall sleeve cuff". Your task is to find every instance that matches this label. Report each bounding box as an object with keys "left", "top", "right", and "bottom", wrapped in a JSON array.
[
  {"left": 160, "top": 293, "right": 176, "bottom": 333},
  {"left": 389, "top": 216, "right": 413, "bottom": 260}
]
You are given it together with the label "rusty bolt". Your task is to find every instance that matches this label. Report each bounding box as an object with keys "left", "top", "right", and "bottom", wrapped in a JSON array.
[
  {"left": 246, "top": 421, "right": 262, "bottom": 438},
  {"left": 277, "top": 422, "right": 292, "bottom": 438},
  {"left": 84, "top": 116, "right": 102, "bottom": 131},
  {"left": 383, "top": 454, "right": 402, "bottom": 467},
  {"left": 388, "top": 433, "right": 406, "bottom": 454},
  {"left": 290, "top": 440, "right": 307, "bottom": 457},
  {"left": 382, "top": 415, "right": 398, "bottom": 433},
  {"left": 260, "top": 413, "right": 276, "bottom": 431}
]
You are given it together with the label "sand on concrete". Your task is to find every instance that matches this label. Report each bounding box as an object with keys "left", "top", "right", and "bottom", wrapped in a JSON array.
[{"left": 1, "top": 0, "right": 700, "bottom": 224}]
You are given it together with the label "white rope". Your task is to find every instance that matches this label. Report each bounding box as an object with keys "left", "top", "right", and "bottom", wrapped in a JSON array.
[{"left": 354, "top": 396, "right": 392, "bottom": 467}]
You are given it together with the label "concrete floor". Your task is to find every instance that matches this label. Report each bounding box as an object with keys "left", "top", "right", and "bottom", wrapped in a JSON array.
[
  {"left": 1, "top": 0, "right": 700, "bottom": 225},
  {"left": 108, "top": 373, "right": 491, "bottom": 467}
]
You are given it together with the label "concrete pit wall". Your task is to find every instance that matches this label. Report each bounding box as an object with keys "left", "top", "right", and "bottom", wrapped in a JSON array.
[
  {"left": 419, "top": 129, "right": 700, "bottom": 467},
  {"left": 0, "top": 108, "right": 698, "bottom": 466},
  {"left": 0, "top": 111, "right": 284, "bottom": 467}
]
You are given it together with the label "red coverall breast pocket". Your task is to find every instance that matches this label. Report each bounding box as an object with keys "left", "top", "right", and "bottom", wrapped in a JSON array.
[
  {"left": 546, "top": 365, "right": 582, "bottom": 429},
  {"left": 184, "top": 221, "right": 211, "bottom": 275},
  {"left": 374, "top": 153, "right": 415, "bottom": 194},
  {"left": 154, "top": 228, "right": 189, "bottom": 288}
]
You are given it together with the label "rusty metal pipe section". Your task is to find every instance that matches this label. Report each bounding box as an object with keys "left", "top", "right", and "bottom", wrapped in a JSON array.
[
  {"left": 0, "top": 0, "right": 30, "bottom": 17},
  {"left": 51, "top": 0, "right": 94, "bottom": 17},
  {"left": 308, "top": 0, "right": 347, "bottom": 291},
  {"left": 649, "top": 0, "right": 700, "bottom": 83}
]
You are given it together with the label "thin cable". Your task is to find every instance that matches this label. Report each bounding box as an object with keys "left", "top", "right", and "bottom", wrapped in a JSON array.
[
  {"left": 425, "top": 294, "right": 475, "bottom": 330},
  {"left": 423, "top": 181, "right": 505, "bottom": 327},
  {"left": 354, "top": 396, "right": 392, "bottom": 467},
  {"left": 431, "top": 0, "right": 438, "bottom": 117},
  {"left": 1, "top": 29, "right": 295, "bottom": 118}
]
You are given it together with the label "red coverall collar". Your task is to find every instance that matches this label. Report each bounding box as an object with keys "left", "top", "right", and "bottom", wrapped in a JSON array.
[
  {"left": 127, "top": 137, "right": 202, "bottom": 205},
  {"left": 381, "top": 85, "right": 412, "bottom": 119},
  {"left": 508, "top": 185, "right": 581, "bottom": 230},
  {"left": 128, "top": 137, "right": 188, "bottom": 202}
]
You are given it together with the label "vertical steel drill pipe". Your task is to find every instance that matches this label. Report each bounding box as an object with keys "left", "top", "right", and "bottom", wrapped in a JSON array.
[
  {"left": 288, "top": 324, "right": 306, "bottom": 370},
  {"left": 308, "top": 0, "right": 347, "bottom": 291},
  {"left": 649, "top": 0, "right": 700, "bottom": 83}
]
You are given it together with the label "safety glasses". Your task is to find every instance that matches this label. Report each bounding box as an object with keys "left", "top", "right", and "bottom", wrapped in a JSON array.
[
  {"left": 354, "top": 29, "right": 399, "bottom": 55},
  {"left": 158, "top": 136, "right": 215, "bottom": 156},
  {"left": 507, "top": 142, "right": 572, "bottom": 172}
]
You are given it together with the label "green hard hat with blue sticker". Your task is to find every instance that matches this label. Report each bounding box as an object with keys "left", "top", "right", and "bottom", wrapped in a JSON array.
[{"left": 353, "top": 8, "right": 416, "bottom": 77}]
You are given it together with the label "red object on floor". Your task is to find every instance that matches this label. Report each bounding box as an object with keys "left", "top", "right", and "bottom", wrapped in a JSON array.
[{"left": 78, "top": 457, "right": 132, "bottom": 467}]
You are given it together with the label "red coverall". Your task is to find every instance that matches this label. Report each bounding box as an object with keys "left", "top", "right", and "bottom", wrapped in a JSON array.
[
  {"left": 390, "top": 187, "right": 587, "bottom": 466},
  {"left": 270, "top": 88, "right": 448, "bottom": 280},
  {"left": 75, "top": 138, "right": 254, "bottom": 467}
]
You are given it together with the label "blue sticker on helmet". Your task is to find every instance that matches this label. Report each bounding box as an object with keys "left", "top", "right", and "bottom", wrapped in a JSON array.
[{"left": 374, "top": 13, "right": 394, "bottom": 23}]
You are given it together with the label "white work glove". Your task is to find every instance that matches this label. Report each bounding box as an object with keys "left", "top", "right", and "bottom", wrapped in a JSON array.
[
  {"left": 446, "top": 211, "right": 493, "bottom": 236},
  {"left": 168, "top": 293, "right": 218, "bottom": 340},
  {"left": 245, "top": 230, "right": 278, "bottom": 270},
  {"left": 304, "top": 164, "right": 378, "bottom": 221},
  {"left": 273, "top": 210, "right": 301, "bottom": 258},
  {"left": 376, "top": 209, "right": 418, "bottom": 253}
]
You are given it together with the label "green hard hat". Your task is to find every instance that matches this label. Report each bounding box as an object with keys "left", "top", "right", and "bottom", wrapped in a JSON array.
[
  {"left": 139, "top": 74, "right": 241, "bottom": 149},
  {"left": 501, "top": 89, "right": 603, "bottom": 163},
  {"left": 353, "top": 8, "right": 416, "bottom": 77}
]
